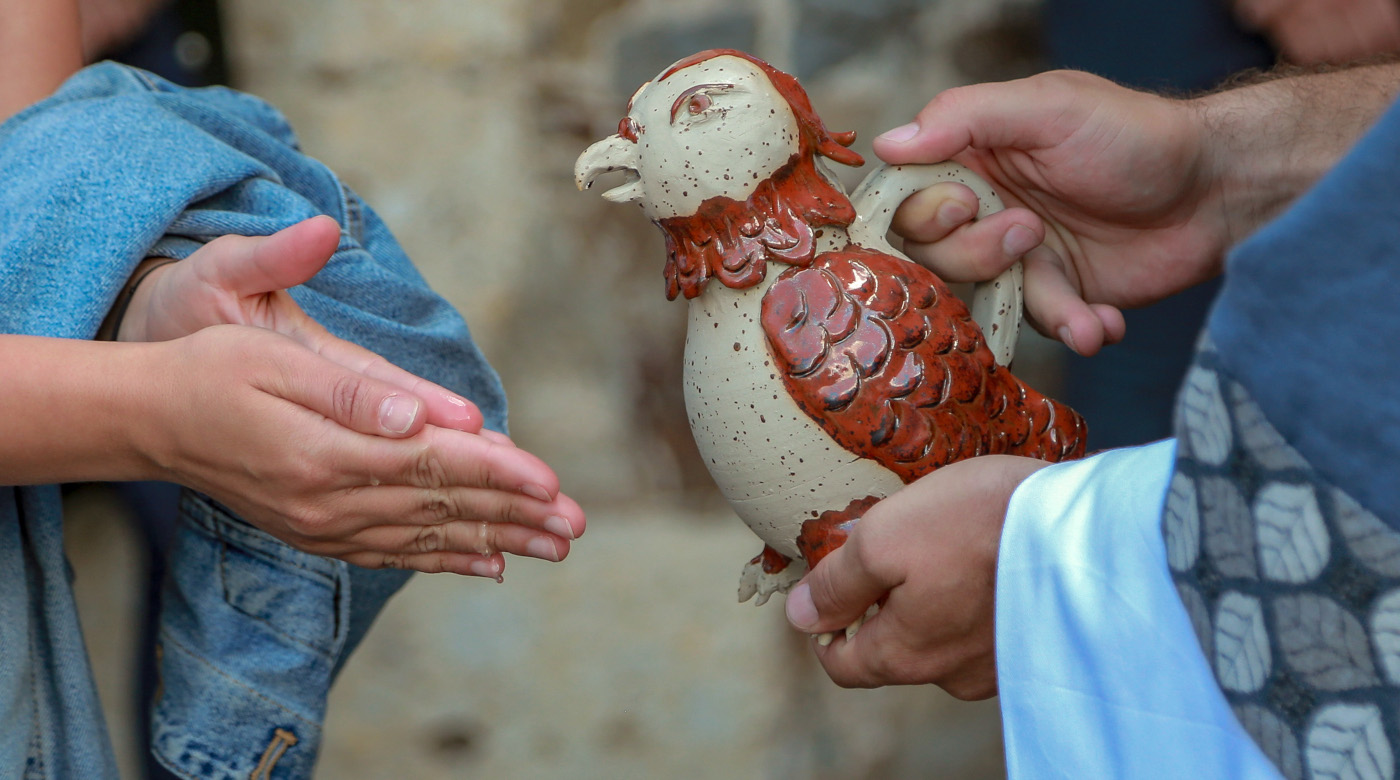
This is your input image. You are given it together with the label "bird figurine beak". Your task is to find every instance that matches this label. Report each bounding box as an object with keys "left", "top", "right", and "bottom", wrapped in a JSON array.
[{"left": 575, "top": 134, "right": 643, "bottom": 204}]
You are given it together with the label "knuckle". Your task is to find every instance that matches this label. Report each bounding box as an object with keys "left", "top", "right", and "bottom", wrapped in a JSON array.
[
  {"left": 807, "top": 568, "right": 845, "bottom": 616},
  {"left": 414, "top": 524, "right": 447, "bottom": 554},
  {"left": 410, "top": 447, "right": 450, "bottom": 490},
  {"left": 284, "top": 503, "right": 330, "bottom": 538},
  {"left": 847, "top": 532, "right": 883, "bottom": 581},
  {"left": 420, "top": 488, "right": 458, "bottom": 523},
  {"left": 925, "top": 86, "right": 968, "bottom": 117},
  {"left": 380, "top": 553, "right": 406, "bottom": 570},
  {"left": 417, "top": 554, "right": 450, "bottom": 574},
  {"left": 330, "top": 375, "right": 368, "bottom": 426},
  {"left": 494, "top": 497, "right": 530, "bottom": 528},
  {"left": 466, "top": 440, "right": 506, "bottom": 489},
  {"left": 865, "top": 649, "right": 903, "bottom": 687},
  {"left": 827, "top": 661, "right": 874, "bottom": 690},
  {"left": 289, "top": 457, "right": 333, "bottom": 490}
]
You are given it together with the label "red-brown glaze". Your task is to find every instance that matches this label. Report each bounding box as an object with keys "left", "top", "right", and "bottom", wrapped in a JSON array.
[
  {"left": 797, "top": 495, "right": 879, "bottom": 569},
  {"left": 761, "top": 245, "right": 1087, "bottom": 482},
  {"left": 647, "top": 49, "right": 870, "bottom": 301},
  {"left": 656, "top": 152, "right": 854, "bottom": 300},
  {"left": 749, "top": 544, "right": 794, "bottom": 575}
]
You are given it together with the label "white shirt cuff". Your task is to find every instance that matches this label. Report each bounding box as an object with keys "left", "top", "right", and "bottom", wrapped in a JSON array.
[{"left": 995, "top": 440, "right": 1281, "bottom": 779}]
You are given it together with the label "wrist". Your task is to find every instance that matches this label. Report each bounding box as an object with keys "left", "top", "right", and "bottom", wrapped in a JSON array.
[{"left": 100, "top": 257, "right": 180, "bottom": 342}]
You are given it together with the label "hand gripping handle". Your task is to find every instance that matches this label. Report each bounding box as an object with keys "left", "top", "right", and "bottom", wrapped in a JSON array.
[{"left": 846, "top": 162, "right": 1023, "bottom": 367}]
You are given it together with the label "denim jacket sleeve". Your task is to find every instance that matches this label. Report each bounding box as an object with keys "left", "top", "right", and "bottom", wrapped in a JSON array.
[{"left": 0, "top": 63, "right": 506, "bottom": 778}]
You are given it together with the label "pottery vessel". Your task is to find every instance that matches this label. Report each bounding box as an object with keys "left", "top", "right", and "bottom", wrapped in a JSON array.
[{"left": 576, "top": 49, "right": 1084, "bottom": 607}]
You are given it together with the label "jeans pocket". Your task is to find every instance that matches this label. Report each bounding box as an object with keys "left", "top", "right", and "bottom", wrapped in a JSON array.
[{"left": 181, "top": 492, "right": 346, "bottom": 658}]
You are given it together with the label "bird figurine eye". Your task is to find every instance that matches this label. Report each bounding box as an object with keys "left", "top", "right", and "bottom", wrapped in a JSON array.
[
  {"left": 686, "top": 93, "right": 712, "bottom": 115},
  {"left": 670, "top": 83, "right": 733, "bottom": 123}
]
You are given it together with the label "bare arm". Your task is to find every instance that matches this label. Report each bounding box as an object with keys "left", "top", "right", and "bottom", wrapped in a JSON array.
[
  {"left": 0, "top": 334, "right": 161, "bottom": 484},
  {"left": 0, "top": 0, "right": 82, "bottom": 122},
  {"left": 1, "top": 327, "right": 586, "bottom": 576}
]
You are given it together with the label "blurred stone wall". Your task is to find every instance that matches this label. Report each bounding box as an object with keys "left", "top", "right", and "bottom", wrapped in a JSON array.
[{"left": 71, "top": 0, "right": 1055, "bottom": 777}]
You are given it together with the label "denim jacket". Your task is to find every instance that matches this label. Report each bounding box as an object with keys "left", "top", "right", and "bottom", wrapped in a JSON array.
[{"left": 0, "top": 63, "right": 507, "bottom": 778}]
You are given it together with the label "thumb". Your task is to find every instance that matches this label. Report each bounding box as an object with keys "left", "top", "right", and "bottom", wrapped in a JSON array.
[
  {"left": 265, "top": 346, "right": 429, "bottom": 438},
  {"left": 204, "top": 215, "right": 342, "bottom": 297},
  {"left": 786, "top": 535, "right": 896, "bottom": 634}
]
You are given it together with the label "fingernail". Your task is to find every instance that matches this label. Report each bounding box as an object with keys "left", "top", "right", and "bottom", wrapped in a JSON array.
[
  {"left": 379, "top": 395, "right": 420, "bottom": 434},
  {"left": 544, "top": 515, "right": 576, "bottom": 540},
  {"left": 1002, "top": 224, "right": 1038, "bottom": 257},
  {"left": 877, "top": 122, "right": 919, "bottom": 144},
  {"left": 521, "top": 484, "right": 552, "bottom": 503},
  {"left": 469, "top": 558, "right": 500, "bottom": 578},
  {"left": 527, "top": 537, "right": 560, "bottom": 562},
  {"left": 444, "top": 394, "right": 474, "bottom": 422},
  {"left": 1058, "top": 325, "right": 1081, "bottom": 355},
  {"left": 935, "top": 200, "right": 973, "bottom": 229},
  {"left": 785, "top": 582, "right": 819, "bottom": 630}
]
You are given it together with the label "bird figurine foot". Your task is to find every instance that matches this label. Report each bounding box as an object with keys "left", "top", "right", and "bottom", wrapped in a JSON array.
[{"left": 737, "top": 545, "right": 807, "bottom": 607}]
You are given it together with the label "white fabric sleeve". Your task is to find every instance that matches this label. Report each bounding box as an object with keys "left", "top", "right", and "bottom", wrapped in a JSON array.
[{"left": 995, "top": 440, "right": 1282, "bottom": 779}]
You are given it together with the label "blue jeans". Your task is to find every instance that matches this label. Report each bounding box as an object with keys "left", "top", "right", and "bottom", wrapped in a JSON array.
[{"left": 0, "top": 63, "right": 507, "bottom": 778}]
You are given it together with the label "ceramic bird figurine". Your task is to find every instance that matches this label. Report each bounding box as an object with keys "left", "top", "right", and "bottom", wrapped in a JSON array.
[{"left": 576, "top": 49, "right": 1087, "bottom": 616}]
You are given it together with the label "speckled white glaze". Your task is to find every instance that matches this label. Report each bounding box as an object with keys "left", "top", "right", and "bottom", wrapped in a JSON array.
[
  {"left": 682, "top": 162, "right": 1016, "bottom": 559},
  {"left": 683, "top": 272, "right": 905, "bottom": 559},
  {"left": 580, "top": 56, "right": 802, "bottom": 218},
  {"left": 577, "top": 52, "right": 1024, "bottom": 566}
]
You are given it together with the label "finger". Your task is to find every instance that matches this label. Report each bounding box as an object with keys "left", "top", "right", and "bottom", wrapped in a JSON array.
[
  {"left": 786, "top": 532, "right": 899, "bottom": 634},
  {"left": 477, "top": 429, "right": 515, "bottom": 447},
  {"left": 810, "top": 603, "right": 906, "bottom": 688},
  {"left": 342, "top": 549, "right": 506, "bottom": 579},
  {"left": 900, "top": 207, "right": 1045, "bottom": 283},
  {"left": 198, "top": 215, "right": 341, "bottom": 297},
  {"left": 365, "top": 425, "right": 565, "bottom": 502},
  {"left": 872, "top": 75, "right": 1085, "bottom": 166},
  {"left": 1091, "top": 303, "right": 1127, "bottom": 346},
  {"left": 335, "top": 482, "right": 584, "bottom": 541},
  {"left": 288, "top": 316, "right": 484, "bottom": 433},
  {"left": 260, "top": 346, "right": 429, "bottom": 438},
  {"left": 890, "top": 182, "right": 980, "bottom": 243},
  {"left": 352, "top": 517, "right": 571, "bottom": 563},
  {"left": 1020, "top": 245, "right": 1119, "bottom": 356}
]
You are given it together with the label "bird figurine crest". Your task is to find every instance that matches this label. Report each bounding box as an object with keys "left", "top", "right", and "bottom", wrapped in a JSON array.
[{"left": 576, "top": 49, "right": 1087, "bottom": 622}]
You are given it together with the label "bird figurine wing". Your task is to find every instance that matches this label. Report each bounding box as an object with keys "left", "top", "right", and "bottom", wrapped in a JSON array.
[{"left": 760, "top": 244, "right": 1086, "bottom": 484}]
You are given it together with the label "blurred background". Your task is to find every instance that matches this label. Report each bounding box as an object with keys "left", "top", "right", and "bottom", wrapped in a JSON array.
[{"left": 59, "top": 0, "right": 1287, "bottom": 776}]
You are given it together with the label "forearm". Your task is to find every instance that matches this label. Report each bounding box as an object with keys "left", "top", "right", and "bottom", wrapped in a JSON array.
[
  {"left": 1192, "top": 61, "right": 1400, "bottom": 245},
  {"left": 0, "top": 0, "right": 82, "bottom": 122},
  {"left": 0, "top": 334, "right": 160, "bottom": 485}
]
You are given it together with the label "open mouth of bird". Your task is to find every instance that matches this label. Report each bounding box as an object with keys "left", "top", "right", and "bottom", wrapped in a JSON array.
[
  {"left": 575, "top": 135, "right": 644, "bottom": 204},
  {"left": 587, "top": 168, "right": 641, "bottom": 203}
]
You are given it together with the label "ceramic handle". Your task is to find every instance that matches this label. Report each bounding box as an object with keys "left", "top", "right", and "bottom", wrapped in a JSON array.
[{"left": 847, "top": 162, "right": 1024, "bottom": 367}]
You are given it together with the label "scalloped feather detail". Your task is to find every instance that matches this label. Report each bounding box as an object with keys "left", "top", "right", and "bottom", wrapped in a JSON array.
[{"left": 760, "top": 245, "right": 1085, "bottom": 482}]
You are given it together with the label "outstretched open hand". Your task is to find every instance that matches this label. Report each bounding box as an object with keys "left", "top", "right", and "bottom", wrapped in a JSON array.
[{"left": 115, "top": 216, "right": 585, "bottom": 577}]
